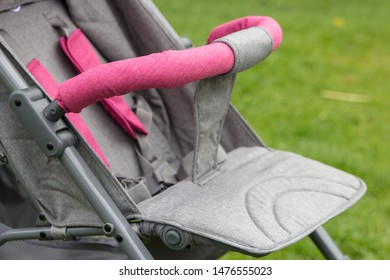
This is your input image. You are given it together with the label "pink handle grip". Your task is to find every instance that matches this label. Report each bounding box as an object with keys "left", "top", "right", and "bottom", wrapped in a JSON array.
[{"left": 57, "top": 16, "right": 282, "bottom": 114}]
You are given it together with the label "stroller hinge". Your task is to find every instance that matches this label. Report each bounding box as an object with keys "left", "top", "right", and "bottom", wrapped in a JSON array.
[
  {"left": 8, "top": 86, "right": 76, "bottom": 158},
  {"left": 43, "top": 99, "right": 65, "bottom": 122}
]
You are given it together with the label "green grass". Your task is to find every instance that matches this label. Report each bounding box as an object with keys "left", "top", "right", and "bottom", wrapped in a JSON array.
[{"left": 153, "top": 0, "right": 390, "bottom": 259}]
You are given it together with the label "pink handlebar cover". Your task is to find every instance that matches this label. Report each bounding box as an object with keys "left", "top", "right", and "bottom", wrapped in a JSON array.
[
  {"left": 57, "top": 43, "right": 234, "bottom": 113},
  {"left": 57, "top": 16, "right": 282, "bottom": 114}
]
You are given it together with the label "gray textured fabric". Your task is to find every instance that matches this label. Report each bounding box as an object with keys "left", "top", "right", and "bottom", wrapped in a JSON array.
[
  {"left": 0, "top": 0, "right": 77, "bottom": 81},
  {"left": 214, "top": 27, "right": 273, "bottom": 73},
  {"left": 132, "top": 94, "right": 178, "bottom": 184},
  {"left": 111, "top": 0, "right": 184, "bottom": 56},
  {"left": 0, "top": 0, "right": 44, "bottom": 12},
  {"left": 192, "top": 27, "right": 272, "bottom": 181},
  {"left": 66, "top": 0, "right": 137, "bottom": 61},
  {"left": 43, "top": 11, "right": 74, "bottom": 37},
  {"left": 135, "top": 147, "right": 366, "bottom": 255},
  {"left": 193, "top": 74, "right": 236, "bottom": 181},
  {"left": 177, "top": 145, "right": 226, "bottom": 181},
  {"left": 120, "top": 178, "right": 151, "bottom": 204},
  {"left": 0, "top": 162, "right": 38, "bottom": 228}
]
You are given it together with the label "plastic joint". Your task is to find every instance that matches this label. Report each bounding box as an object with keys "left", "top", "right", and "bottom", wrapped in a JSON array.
[
  {"left": 162, "top": 226, "right": 188, "bottom": 250},
  {"left": 43, "top": 100, "right": 65, "bottom": 122}
]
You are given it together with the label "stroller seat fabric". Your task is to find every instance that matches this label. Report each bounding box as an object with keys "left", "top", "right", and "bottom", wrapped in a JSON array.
[
  {"left": 135, "top": 147, "right": 364, "bottom": 256},
  {"left": 0, "top": 0, "right": 366, "bottom": 260}
]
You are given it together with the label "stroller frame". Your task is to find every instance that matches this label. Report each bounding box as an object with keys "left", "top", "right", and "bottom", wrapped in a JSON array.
[{"left": 0, "top": 45, "right": 346, "bottom": 260}]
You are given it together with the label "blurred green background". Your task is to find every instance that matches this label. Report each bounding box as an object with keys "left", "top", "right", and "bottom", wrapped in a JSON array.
[{"left": 154, "top": 0, "right": 390, "bottom": 259}]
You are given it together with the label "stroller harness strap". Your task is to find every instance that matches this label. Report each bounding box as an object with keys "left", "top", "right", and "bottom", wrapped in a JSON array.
[{"left": 26, "top": 59, "right": 111, "bottom": 168}]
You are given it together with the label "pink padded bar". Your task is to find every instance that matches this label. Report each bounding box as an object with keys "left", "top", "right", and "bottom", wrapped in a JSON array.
[
  {"left": 57, "top": 43, "right": 234, "bottom": 113},
  {"left": 60, "top": 29, "right": 148, "bottom": 139},
  {"left": 57, "top": 16, "right": 282, "bottom": 114}
]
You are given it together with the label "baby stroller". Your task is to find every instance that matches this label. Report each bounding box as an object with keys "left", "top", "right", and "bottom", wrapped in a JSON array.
[{"left": 0, "top": 0, "right": 366, "bottom": 259}]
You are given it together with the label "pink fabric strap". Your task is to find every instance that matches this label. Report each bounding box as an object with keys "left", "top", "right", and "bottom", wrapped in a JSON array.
[
  {"left": 60, "top": 29, "right": 147, "bottom": 139},
  {"left": 27, "top": 58, "right": 111, "bottom": 168}
]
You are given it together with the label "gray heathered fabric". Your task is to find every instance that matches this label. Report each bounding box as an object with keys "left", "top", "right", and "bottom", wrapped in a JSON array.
[
  {"left": 214, "top": 27, "right": 273, "bottom": 74},
  {"left": 0, "top": 0, "right": 44, "bottom": 12},
  {"left": 193, "top": 74, "right": 236, "bottom": 181},
  {"left": 135, "top": 146, "right": 366, "bottom": 255},
  {"left": 66, "top": 0, "right": 137, "bottom": 62},
  {"left": 192, "top": 27, "right": 273, "bottom": 181}
]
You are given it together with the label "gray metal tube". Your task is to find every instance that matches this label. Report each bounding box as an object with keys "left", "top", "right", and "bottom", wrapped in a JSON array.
[
  {"left": 0, "top": 227, "right": 105, "bottom": 246},
  {"left": 0, "top": 47, "right": 28, "bottom": 91},
  {"left": 310, "top": 227, "right": 349, "bottom": 260},
  {"left": 0, "top": 228, "right": 47, "bottom": 246}
]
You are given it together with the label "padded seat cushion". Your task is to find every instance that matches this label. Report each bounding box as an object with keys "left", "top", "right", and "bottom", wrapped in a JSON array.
[{"left": 135, "top": 147, "right": 366, "bottom": 255}]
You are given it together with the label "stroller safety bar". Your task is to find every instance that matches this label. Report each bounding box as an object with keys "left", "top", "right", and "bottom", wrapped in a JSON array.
[{"left": 47, "top": 16, "right": 282, "bottom": 120}]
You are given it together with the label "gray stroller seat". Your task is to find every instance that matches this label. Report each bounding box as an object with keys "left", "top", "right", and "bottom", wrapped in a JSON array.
[{"left": 0, "top": 0, "right": 365, "bottom": 259}]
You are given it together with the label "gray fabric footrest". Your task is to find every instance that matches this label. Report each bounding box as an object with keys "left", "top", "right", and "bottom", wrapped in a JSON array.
[{"left": 134, "top": 147, "right": 366, "bottom": 255}]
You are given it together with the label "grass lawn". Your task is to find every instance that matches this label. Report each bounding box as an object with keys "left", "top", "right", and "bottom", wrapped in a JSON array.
[{"left": 153, "top": 0, "right": 390, "bottom": 259}]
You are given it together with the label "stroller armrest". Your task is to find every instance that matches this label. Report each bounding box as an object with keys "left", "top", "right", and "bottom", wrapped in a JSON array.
[{"left": 52, "top": 16, "right": 282, "bottom": 116}]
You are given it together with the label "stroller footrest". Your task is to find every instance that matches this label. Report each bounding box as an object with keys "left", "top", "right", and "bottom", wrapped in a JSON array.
[{"left": 134, "top": 147, "right": 366, "bottom": 256}]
